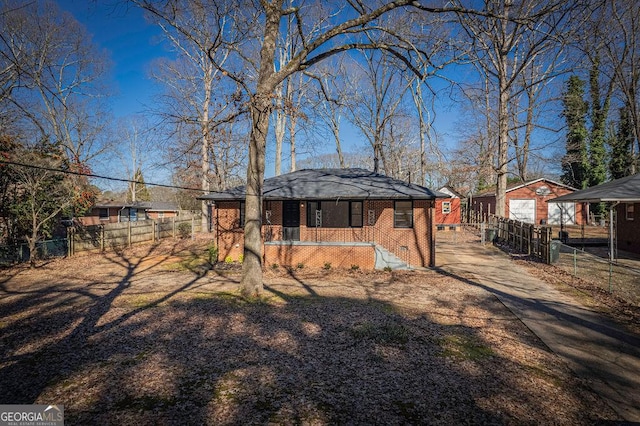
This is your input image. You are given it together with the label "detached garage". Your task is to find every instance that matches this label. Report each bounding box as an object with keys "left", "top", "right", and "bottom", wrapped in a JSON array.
[{"left": 471, "top": 178, "right": 583, "bottom": 225}]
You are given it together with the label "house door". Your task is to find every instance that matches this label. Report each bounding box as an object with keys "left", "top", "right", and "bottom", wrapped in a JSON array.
[{"left": 282, "top": 200, "right": 300, "bottom": 241}]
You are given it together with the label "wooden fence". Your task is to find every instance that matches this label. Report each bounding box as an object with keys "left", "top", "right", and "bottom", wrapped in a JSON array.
[
  {"left": 472, "top": 215, "right": 554, "bottom": 263},
  {"left": 68, "top": 213, "right": 202, "bottom": 255}
]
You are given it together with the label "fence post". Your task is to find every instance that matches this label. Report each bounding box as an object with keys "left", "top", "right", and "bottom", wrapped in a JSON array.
[
  {"left": 191, "top": 216, "right": 195, "bottom": 240},
  {"left": 100, "top": 225, "right": 105, "bottom": 252},
  {"left": 172, "top": 216, "right": 176, "bottom": 239},
  {"left": 128, "top": 221, "right": 132, "bottom": 247},
  {"left": 152, "top": 220, "right": 156, "bottom": 243}
]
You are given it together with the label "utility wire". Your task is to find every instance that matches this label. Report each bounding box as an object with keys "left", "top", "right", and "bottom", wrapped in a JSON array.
[{"left": 0, "top": 159, "right": 206, "bottom": 192}]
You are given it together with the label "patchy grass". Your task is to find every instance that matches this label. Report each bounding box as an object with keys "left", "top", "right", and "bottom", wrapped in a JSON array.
[
  {"left": 439, "top": 334, "right": 495, "bottom": 361},
  {"left": 0, "top": 239, "right": 623, "bottom": 425}
]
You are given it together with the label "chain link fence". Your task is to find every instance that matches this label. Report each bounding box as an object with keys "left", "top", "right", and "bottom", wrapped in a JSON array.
[
  {"left": 0, "top": 239, "right": 68, "bottom": 266},
  {"left": 553, "top": 242, "right": 640, "bottom": 307}
]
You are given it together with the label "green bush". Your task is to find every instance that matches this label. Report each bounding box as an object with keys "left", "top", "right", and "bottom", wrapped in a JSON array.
[
  {"left": 271, "top": 263, "right": 279, "bottom": 270},
  {"left": 350, "top": 264, "right": 360, "bottom": 271},
  {"left": 224, "top": 256, "right": 233, "bottom": 264},
  {"left": 296, "top": 262, "right": 304, "bottom": 269},
  {"left": 238, "top": 254, "right": 244, "bottom": 263},
  {"left": 177, "top": 222, "right": 191, "bottom": 239},
  {"left": 323, "top": 262, "right": 332, "bottom": 270}
]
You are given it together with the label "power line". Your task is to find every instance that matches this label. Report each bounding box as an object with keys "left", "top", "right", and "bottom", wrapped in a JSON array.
[{"left": 0, "top": 159, "right": 205, "bottom": 192}]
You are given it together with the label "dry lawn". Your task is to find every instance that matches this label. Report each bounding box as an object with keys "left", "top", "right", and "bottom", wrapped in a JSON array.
[{"left": 0, "top": 238, "right": 621, "bottom": 424}]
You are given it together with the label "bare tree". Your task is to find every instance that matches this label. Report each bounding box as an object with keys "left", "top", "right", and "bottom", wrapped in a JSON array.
[
  {"left": 601, "top": 0, "right": 640, "bottom": 172},
  {"left": 0, "top": 1, "right": 111, "bottom": 166},
  {"left": 454, "top": 0, "right": 576, "bottom": 217},
  {"left": 146, "top": 0, "right": 247, "bottom": 230},
  {"left": 345, "top": 51, "right": 411, "bottom": 174},
  {"left": 306, "top": 58, "right": 349, "bottom": 168},
  {"left": 138, "top": 0, "right": 505, "bottom": 295}
]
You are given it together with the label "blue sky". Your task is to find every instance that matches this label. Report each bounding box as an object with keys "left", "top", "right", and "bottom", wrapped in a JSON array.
[
  {"left": 57, "top": 0, "right": 168, "bottom": 117},
  {"left": 54, "top": 0, "right": 480, "bottom": 188}
]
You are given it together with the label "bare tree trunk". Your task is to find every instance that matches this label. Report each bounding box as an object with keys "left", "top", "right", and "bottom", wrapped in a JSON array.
[
  {"left": 331, "top": 115, "right": 346, "bottom": 168},
  {"left": 201, "top": 63, "right": 213, "bottom": 231},
  {"left": 240, "top": 3, "right": 281, "bottom": 296},
  {"left": 496, "top": 59, "right": 509, "bottom": 218},
  {"left": 411, "top": 80, "right": 427, "bottom": 185},
  {"left": 289, "top": 114, "right": 297, "bottom": 172},
  {"left": 274, "top": 82, "right": 286, "bottom": 176}
]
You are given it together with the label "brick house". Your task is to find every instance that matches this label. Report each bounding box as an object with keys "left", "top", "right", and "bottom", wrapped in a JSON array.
[
  {"left": 550, "top": 173, "right": 640, "bottom": 257},
  {"left": 78, "top": 201, "right": 179, "bottom": 225},
  {"left": 435, "top": 185, "right": 462, "bottom": 229},
  {"left": 198, "top": 168, "right": 447, "bottom": 270},
  {"left": 471, "top": 178, "right": 583, "bottom": 225}
]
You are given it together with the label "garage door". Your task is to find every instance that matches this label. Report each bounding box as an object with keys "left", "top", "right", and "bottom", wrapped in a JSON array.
[
  {"left": 548, "top": 202, "right": 576, "bottom": 225},
  {"left": 509, "top": 199, "right": 535, "bottom": 224}
]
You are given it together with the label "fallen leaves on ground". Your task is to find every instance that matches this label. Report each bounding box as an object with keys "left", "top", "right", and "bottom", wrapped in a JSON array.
[{"left": 0, "top": 238, "right": 621, "bottom": 424}]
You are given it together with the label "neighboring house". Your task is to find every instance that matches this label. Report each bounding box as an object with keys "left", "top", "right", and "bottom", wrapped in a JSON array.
[
  {"left": 549, "top": 173, "right": 640, "bottom": 257},
  {"left": 471, "top": 178, "right": 583, "bottom": 225},
  {"left": 435, "top": 185, "right": 462, "bottom": 228},
  {"left": 198, "top": 168, "right": 447, "bottom": 270},
  {"left": 78, "top": 201, "right": 180, "bottom": 225}
]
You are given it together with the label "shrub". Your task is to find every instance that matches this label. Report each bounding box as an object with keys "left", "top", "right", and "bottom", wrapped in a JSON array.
[
  {"left": 238, "top": 254, "right": 244, "bottom": 263},
  {"left": 224, "top": 256, "right": 233, "bottom": 264},
  {"left": 177, "top": 222, "right": 191, "bottom": 239},
  {"left": 383, "top": 266, "right": 392, "bottom": 272},
  {"left": 296, "top": 262, "right": 304, "bottom": 269},
  {"left": 350, "top": 264, "right": 360, "bottom": 271},
  {"left": 323, "top": 262, "right": 332, "bottom": 270},
  {"left": 271, "top": 263, "right": 279, "bottom": 270}
]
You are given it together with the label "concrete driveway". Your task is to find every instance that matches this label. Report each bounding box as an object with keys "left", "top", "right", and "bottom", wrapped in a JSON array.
[{"left": 436, "top": 240, "right": 640, "bottom": 423}]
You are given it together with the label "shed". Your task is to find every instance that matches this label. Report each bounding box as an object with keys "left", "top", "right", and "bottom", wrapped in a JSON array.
[{"left": 471, "top": 178, "right": 583, "bottom": 225}]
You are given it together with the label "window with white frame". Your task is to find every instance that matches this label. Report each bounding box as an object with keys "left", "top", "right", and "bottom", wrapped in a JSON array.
[
  {"left": 99, "top": 208, "right": 109, "bottom": 220},
  {"left": 442, "top": 201, "right": 451, "bottom": 214},
  {"left": 627, "top": 203, "right": 634, "bottom": 221}
]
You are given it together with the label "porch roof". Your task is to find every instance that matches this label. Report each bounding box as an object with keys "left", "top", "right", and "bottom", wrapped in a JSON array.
[
  {"left": 549, "top": 173, "right": 640, "bottom": 203},
  {"left": 198, "top": 168, "right": 447, "bottom": 201}
]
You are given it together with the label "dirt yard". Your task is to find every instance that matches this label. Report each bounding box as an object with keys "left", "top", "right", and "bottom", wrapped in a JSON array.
[{"left": 0, "top": 238, "right": 623, "bottom": 424}]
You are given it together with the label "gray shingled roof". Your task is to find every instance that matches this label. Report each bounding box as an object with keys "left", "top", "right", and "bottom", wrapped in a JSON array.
[
  {"left": 549, "top": 173, "right": 640, "bottom": 203},
  {"left": 198, "top": 168, "right": 447, "bottom": 201}
]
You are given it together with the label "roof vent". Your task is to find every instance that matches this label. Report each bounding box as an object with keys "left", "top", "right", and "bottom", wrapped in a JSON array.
[{"left": 536, "top": 185, "right": 551, "bottom": 196}]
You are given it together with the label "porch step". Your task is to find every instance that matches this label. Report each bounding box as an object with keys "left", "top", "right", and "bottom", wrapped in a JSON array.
[{"left": 374, "top": 245, "right": 410, "bottom": 270}]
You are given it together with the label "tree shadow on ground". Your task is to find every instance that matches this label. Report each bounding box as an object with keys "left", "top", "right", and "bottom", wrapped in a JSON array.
[{"left": 0, "top": 261, "right": 619, "bottom": 424}]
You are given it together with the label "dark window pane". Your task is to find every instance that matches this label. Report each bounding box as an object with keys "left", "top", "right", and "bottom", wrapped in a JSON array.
[
  {"left": 350, "top": 201, "right": 363, "bottom": 227},
  {"left": 394, "top": 201, "right": 413, "bottom": 228},
  {"left": 323, "top": 201, "right": 349, "bottom": 228}
]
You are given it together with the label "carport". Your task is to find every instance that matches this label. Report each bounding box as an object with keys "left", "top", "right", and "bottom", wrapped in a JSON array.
[{"left": 548, "top": 173, "right": 640, "bottom": 262}]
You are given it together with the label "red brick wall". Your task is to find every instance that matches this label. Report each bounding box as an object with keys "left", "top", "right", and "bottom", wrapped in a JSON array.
[
  {"left": 471, "top": 181, "right": 584, "bottom": 225},
  {"left": 214, "top": 201, "right": 245, "bottom": 262},
  {"left": 264, "top": 243, "right": 375, "bottom": 269},
  {"left": 212, "top": 199, "right": 435, "bottom": 268},
  {"left": 506, "top": 181, "right": 583, "bottom": 225},
  {"left": 435, "top": 198, "right": 461, "bottom": 225},
  {"left": 78, "top": 207, "right": 121, "bottom": 225},
  {"left": 617, "top": 203, "right": 640, "bottom": 254},
  {"left": 147, "top": 211, "right": 177, "bottom": 220}
]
